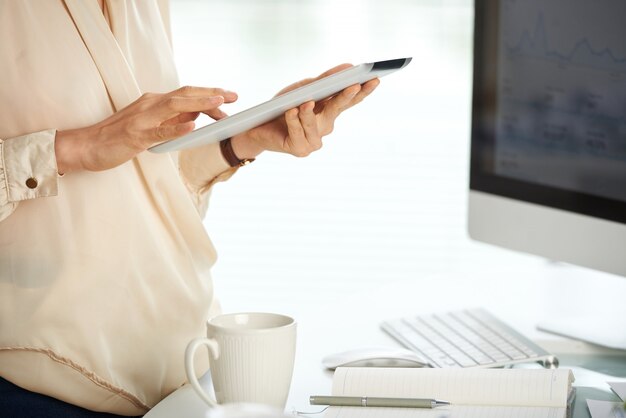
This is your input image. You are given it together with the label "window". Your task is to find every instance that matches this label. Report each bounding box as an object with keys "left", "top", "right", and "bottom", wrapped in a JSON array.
[{"left": 170, "top": 0, "right": 513, "bottom": 314}]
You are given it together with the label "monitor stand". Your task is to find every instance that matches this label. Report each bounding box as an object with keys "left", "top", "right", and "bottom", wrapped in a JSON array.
[{"left": 536, "top": 262, "right": 626, "bottom": 351}]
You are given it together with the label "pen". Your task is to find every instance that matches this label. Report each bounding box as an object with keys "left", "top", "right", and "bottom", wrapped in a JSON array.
[{"left": 310, "top": 395, "right": 450, "bottom": 408}]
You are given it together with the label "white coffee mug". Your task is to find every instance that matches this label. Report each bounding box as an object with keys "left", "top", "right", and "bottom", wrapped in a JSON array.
[{"left": 185, "top": 312, "right": 297, "bottom": 409}]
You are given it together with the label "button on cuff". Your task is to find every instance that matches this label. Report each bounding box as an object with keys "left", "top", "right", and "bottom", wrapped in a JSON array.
[
  {"left": 2, "top": 129, "right": 59, "bottom": 202},
  {"left": 25, "top": 177, "right": 38, "bottom": 189}
]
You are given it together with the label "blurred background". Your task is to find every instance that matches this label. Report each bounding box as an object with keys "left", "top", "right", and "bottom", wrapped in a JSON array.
[{"left": 169, "top": 0, "right": 543, "bottom": 316}]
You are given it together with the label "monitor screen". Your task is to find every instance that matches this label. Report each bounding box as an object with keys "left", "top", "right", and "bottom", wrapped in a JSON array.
[
  {"left": 470, "top": 0, "right": 626, "bottom": 225},
  {"left": 469, "top": 0, "right": 626, "bottom": 348}
]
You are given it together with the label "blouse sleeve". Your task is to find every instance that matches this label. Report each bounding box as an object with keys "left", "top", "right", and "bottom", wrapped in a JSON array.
[
  {"left": 177, "top": 142, "right": 239, "bottom": 218},
  {"left": 0, "top": 129, "right": 60, "bottom": 222}
]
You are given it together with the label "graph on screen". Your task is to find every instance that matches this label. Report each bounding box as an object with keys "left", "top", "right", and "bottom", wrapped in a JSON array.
[
  {"left": 494, "top": 0, "right": 626, "bottom": 202},
  {"left": 505, "top": 14, "right": 626, "bottom": 72}
]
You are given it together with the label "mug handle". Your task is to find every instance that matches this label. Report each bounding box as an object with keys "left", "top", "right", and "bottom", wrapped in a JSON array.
[{"left": 185, "top": 337, "right": 220, "bottom": 407}]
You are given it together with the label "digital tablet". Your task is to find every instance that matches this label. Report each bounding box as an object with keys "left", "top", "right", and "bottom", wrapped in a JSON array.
[{"left": 148, "top": 57, "right": 412, "bottom": 153}]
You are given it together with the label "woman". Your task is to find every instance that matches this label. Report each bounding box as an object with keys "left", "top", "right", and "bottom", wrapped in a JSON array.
[{"left": 0, "top": 0, "right": 378, "bottom": 417}]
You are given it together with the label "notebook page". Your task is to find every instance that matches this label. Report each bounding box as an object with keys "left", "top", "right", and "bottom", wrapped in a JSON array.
[
  {"left": 331, "top": 368, "right": 573, "bottom": 407},
  {"left": 324, "top": 405, "right": 566, "bottom": 418}
]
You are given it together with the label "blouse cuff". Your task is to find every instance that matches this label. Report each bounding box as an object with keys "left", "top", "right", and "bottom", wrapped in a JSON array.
[
  {"left": 178, "top": 142, "right": 238, "bottom": 194},
  {"left": 0, "top": 129, "right": 60, "bottom": 205}
]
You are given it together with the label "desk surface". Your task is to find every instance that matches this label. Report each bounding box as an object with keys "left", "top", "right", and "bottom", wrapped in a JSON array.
[{"left": 147, "top": 263, "right": 626, "bottom": 417}]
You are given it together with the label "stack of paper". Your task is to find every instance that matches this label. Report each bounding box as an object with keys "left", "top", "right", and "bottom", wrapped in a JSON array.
[{"left": 587, "top": 382, "right": 626, "bottom": 418}]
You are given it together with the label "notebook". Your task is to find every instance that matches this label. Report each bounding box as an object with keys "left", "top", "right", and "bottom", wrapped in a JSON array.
[{"left": 323, "top": 367, "right": 575, "bottom": 418}]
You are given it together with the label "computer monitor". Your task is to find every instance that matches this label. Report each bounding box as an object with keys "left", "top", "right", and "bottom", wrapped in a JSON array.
[{"left": 469, "top": 0, "right": 626, "bottom": 348}]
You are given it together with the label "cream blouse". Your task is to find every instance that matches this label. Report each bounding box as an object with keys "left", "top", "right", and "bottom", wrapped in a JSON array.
[{"left": 0, "top": 0, "right": 235, "bottom": 415}]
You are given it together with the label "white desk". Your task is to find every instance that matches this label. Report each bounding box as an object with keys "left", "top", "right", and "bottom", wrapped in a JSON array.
[{"left": 147, "top": 262, "right": 626, "bottom": 417}]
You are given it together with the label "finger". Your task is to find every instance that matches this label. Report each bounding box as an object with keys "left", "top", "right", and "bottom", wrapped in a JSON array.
[
  {"left": 361, "top": 78, "right": 380, "bottom": 94},
  {"left": 151, "top": 121, "right": 196, "bottom": 144},
  {"left": 153, "top": 95, "right": 225, "bottom": 122},
  {"left": 298, "top": 101, "right": 321, "bottom": 149},
  {"left": 313, "top": 83, "right": 360, "bottom": 114},
  {"left": 203, "top": 107, "right": 229, "bottom": 121},
  {"left": 162, "top": 111, "right": 200, "bottom": 126},
  {"left": 315, "top": 78, "right": 380, "bottom": 113},
  {"left": 284, "top": 108, "right": 309, "bottom": 156},
  {"left": 346, "top": 78, "right": 380, "bottom": 108},
  {"left": 169, "top": 86, "right": 238, "bottom": 103},
  {"left": 320, "top": 84, "right": 361, "bottom": 121}
]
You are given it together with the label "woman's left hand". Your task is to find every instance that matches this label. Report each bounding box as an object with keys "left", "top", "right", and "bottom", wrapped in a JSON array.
[{"left": 229, "top": 64, "right": 380, "bottom": 160}]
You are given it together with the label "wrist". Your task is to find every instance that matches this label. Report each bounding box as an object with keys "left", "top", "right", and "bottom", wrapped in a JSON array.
[
  {"left": 220, "top": 137, "right": 256, "bottom": 167},
  {"left": 55, "top": 128, "right": 87, "bottom": 174},
  {"left": 230, "top": 133, "right": 264, "bottom": 160}
]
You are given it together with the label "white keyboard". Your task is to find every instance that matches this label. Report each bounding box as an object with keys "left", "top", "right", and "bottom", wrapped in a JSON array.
[{"left": 381, "top": 308, "right": 558, "bottom": 369}]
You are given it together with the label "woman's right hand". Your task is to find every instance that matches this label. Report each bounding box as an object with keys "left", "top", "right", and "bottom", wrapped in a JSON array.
[{"left": 55, "top": 86, "right": 237, "bottom": 174}]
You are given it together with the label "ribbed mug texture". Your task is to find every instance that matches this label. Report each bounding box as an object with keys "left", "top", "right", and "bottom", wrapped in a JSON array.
[{"left": 208, "top": 319, "right": 296, "bottom": 408}]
